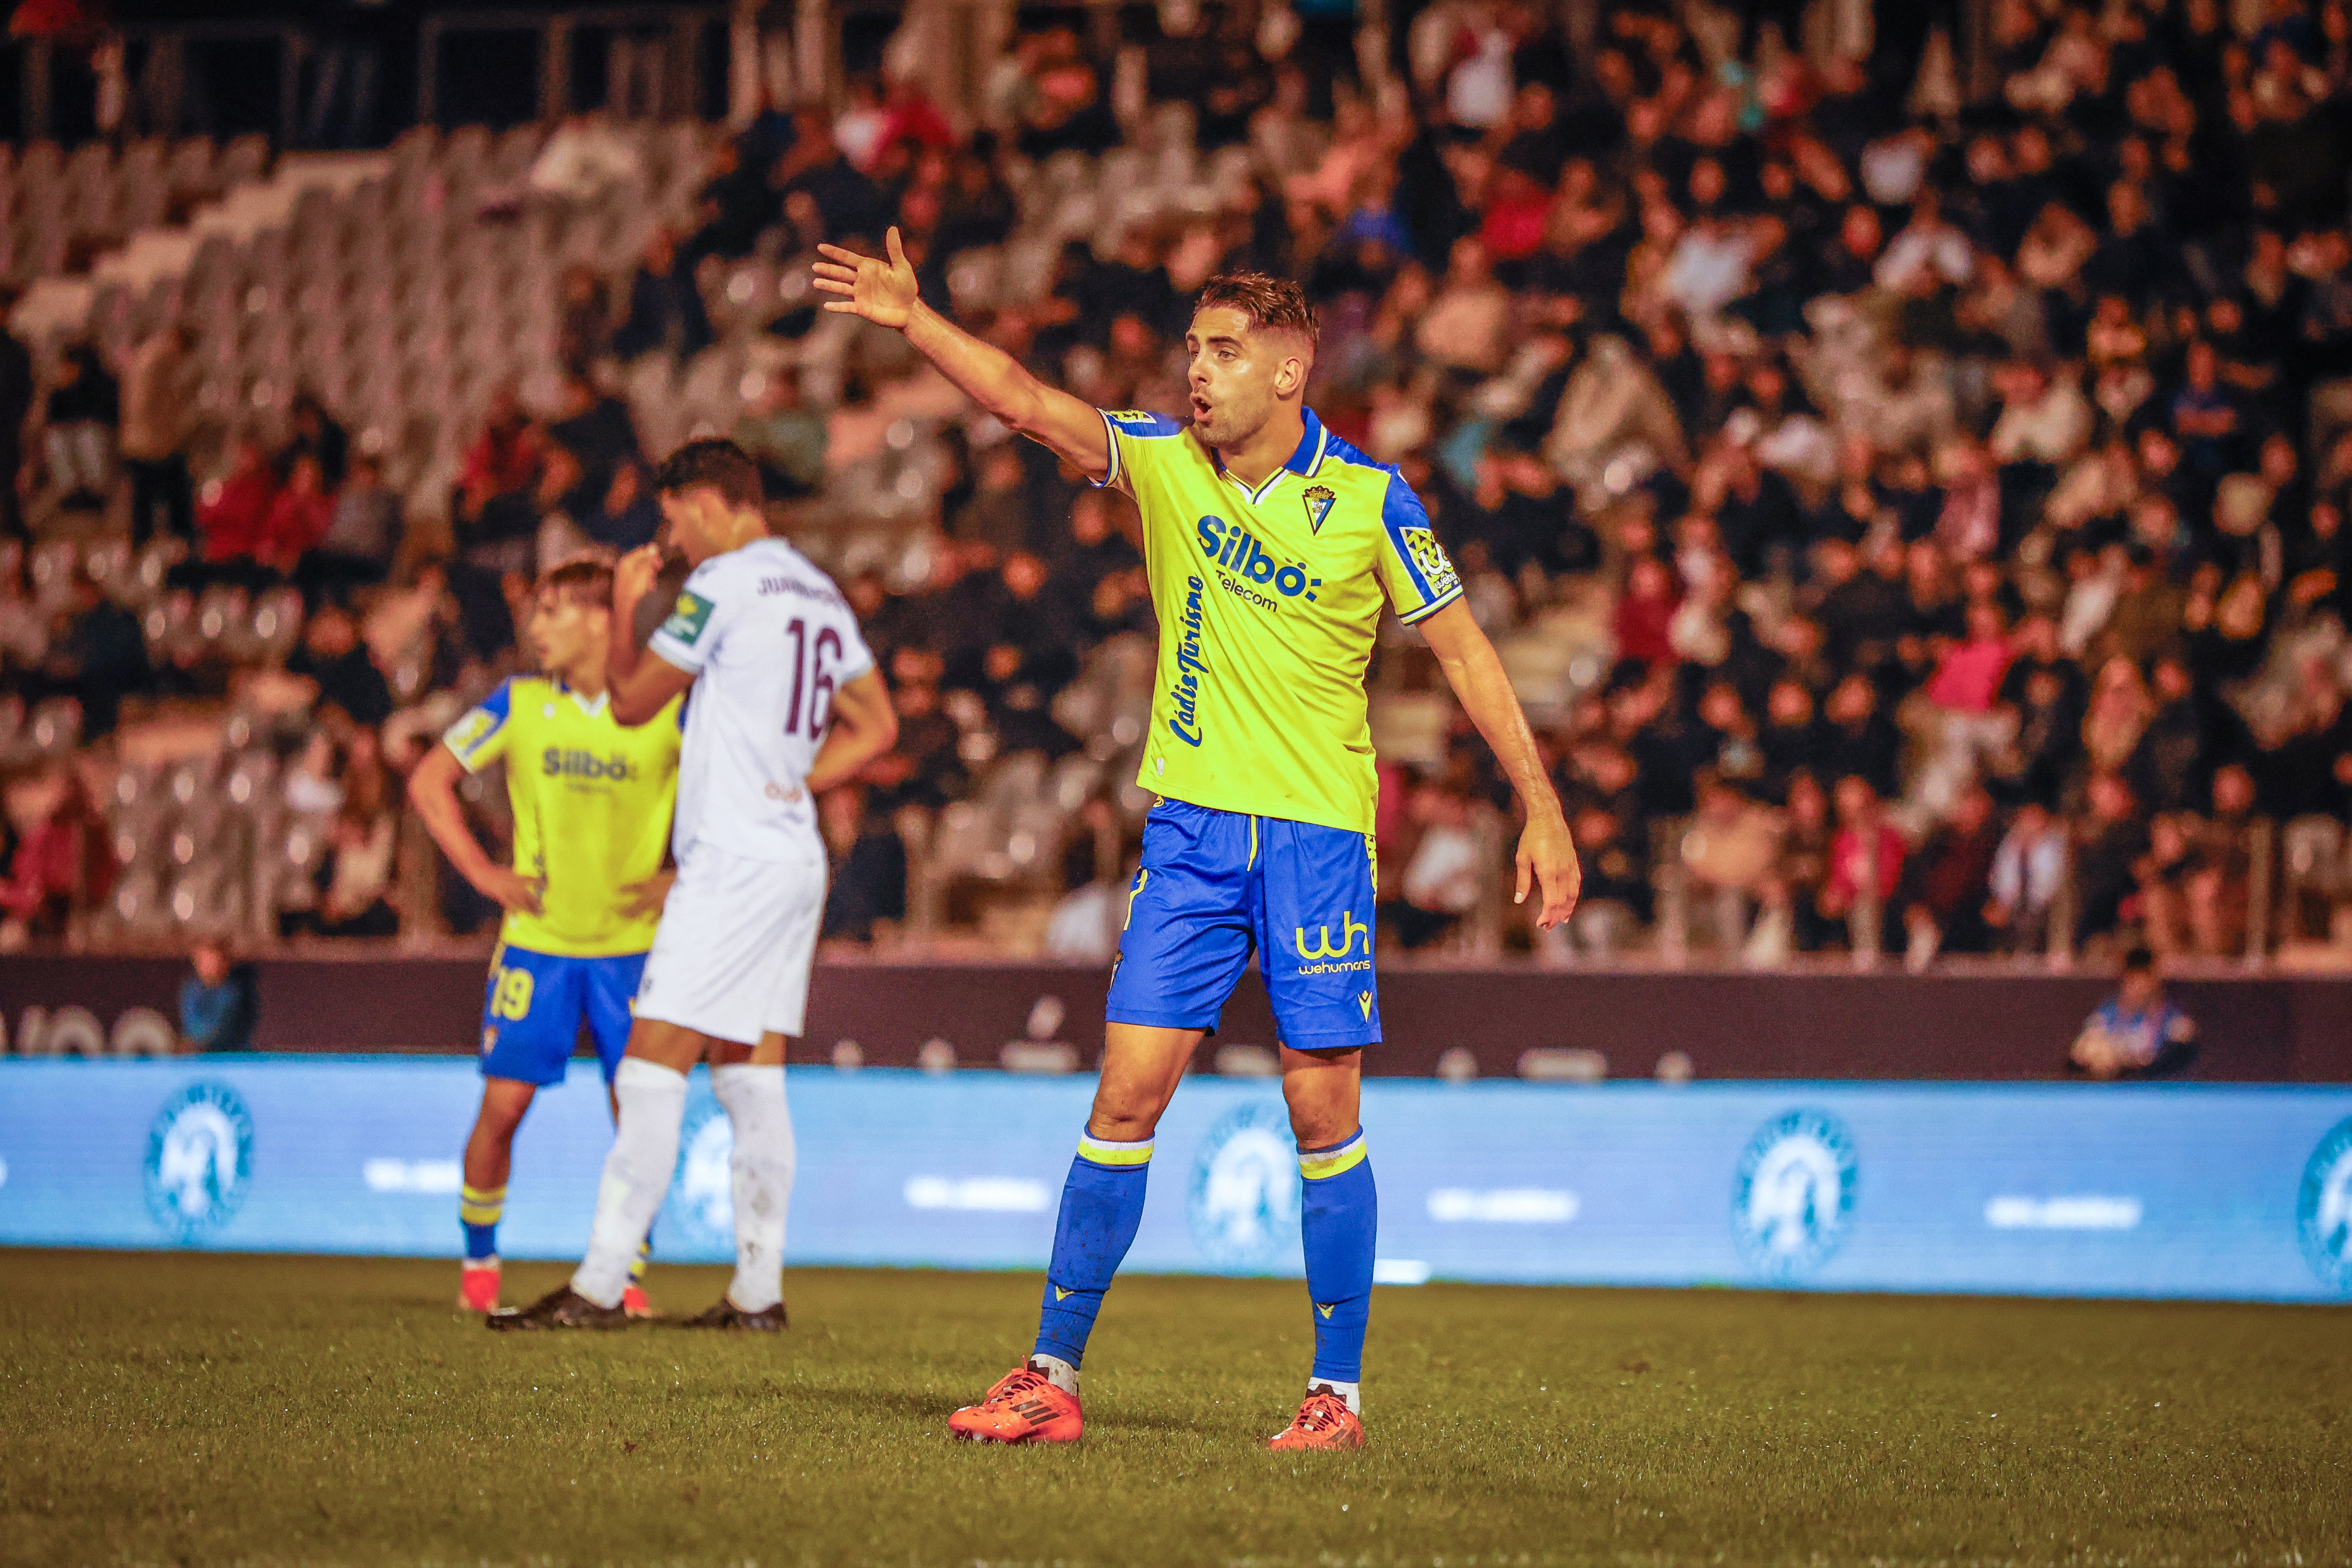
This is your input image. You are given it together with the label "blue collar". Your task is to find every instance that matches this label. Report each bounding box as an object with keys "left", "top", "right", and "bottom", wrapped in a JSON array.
[{"left": 1213, "top": 408, "right": 1327, "bottom": 501}]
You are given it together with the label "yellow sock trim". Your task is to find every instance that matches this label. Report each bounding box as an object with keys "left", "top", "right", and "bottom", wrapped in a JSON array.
[
  {"left": 1076, "top": 1134, "right": 1155, "bottom": 1167},
  {"left": 459, "top": 1185, "right": 506, "bottom": 1225},
  {"left": 1298, "top": 1136, "right": 1367, "bottom": 1182}
]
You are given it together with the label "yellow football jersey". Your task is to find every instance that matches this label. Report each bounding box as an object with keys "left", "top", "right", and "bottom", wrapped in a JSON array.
[
  {"left": 1101, "top": 405, "right": 1463, "bottom": 834},
  {"left": 441, "top": 676, "right": 683, "bottom": 957}
]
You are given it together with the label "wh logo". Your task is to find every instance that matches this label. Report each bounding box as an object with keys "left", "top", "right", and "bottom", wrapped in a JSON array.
[{"left": 1296, "top": 911, "right": 1368, "bottom": 961}]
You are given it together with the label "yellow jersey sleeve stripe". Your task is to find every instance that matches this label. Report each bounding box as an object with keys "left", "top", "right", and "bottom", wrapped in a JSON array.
[
  {"left": 1298, "top": 1132, "right": 1368, "bottom": 1181},
  {"left": 1396, "top": 582, "right": 1466, "bottom": 625}
]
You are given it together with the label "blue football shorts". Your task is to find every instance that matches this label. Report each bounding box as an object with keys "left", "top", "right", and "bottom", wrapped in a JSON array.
[
  {"left": 478, "top": 945, "right": 646, "bottom": 1087},
  {"left": 1105, "top": 798, "right": 1381, "bottom": 1052}
]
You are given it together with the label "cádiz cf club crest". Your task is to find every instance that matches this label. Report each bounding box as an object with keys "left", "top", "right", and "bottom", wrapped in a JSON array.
[{"left": 1302, "top": 484, "right": 1336, "bottom": 535}]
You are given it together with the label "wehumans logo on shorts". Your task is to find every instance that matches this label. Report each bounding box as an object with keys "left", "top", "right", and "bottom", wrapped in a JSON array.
[
  {"left": 2298, "top": 1116, "right": 2352, "bottom": 1291},
  {"left": 1295, "top": 910, "right": 1372, "bottom": 974},
  {"left": 1168, "top": 576, "right": 1210, "bottom": 747},
  {"left": 1732, "top": 1110, "right": 1857, "bottom": 1280},
  {"left": 1188, "top": 1101, "right": 1302, "bottom": 1269},
  {"left": 144, "top": 1081, "right": 254, "bottom": 1242}
]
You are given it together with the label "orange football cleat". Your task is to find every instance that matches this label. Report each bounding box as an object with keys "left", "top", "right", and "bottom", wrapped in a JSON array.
[
  {"left": 946, "top": 1362, "right": 1084, "bottom": 1444},
  {"left": 458, "top": 1259, "right": 501, "bottom": 1313},
  {"left": 1266, "top": 1387, "right": 1364, "bottom": 1450},
  {"left": 621, "top": 1283, "right": 658, "bottom": 1319}
]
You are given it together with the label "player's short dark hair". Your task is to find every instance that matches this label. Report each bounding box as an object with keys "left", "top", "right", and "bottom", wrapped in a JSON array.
[
  {"left": 1194, "top": 272, "right": 1319, "bottom": 349},
  {"left": 542, "top": 557, "right": 613, "bottom": 610},
  {"left": 655, "top": 438, "right": 765, "bottom": 511}
]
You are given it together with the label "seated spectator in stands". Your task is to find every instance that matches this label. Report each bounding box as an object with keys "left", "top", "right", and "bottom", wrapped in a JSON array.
[
  {"left": 576, "top": 458, "right": 658, "bottom": 553},
  {"left": 0, "top": 554, "right": 46, "bottom": 673},
  {"left": 1986, "top": 799, "right": 2067, "bottom": 958},
  {"left": 1682, "top": 770, "right": 1784, "bottom": 959},
  {"left": 545, "top": 371, "right": 643, "bottom": 516},
  {"left": 1611, "top": 554, "right": 1680, "bottom": 668},
  {"left": 777, "top": 109, "right": 891, "bottom": 243},
  {"left": 36, "top": 569, "right": 147, "bottom": 740},
  {"left": 1822, "top": 775, "right": 1905, "bottom": 962},
  {"left": 42, "top": 342, "right": 116, "bottom": 507},
  {"left": 735, "top": 369, "right": 828, "bottom": 499},
  {"left": 0, "top": 761, "right": 113, "bottom": 949},
  {"left": 818, "top": 783, "right": 906, "bottom": 944},
  {"left": 2069, "top": 946, "right": 2197, "bottom": 1079},
  {"left": 2182, "top": 766, "right": 2260, "bottom": 958},
  {"left": 2072, "top": 772, "right": 2150, "bottom": 953},
  {"left": 287, "top": 601, "right": 392, "bottom": 729},
  {"left": 611, "top": 229, "right": 714, "bottom": 362},
  {"left": 280, "top": 740, "right": 397, "bottom": 940},
  {"left": 2133, "top": 812, "right": 2203, "bottom": 961},
  {"left": 1898, "top": 784, "right": 2003, "bottom": 969},
  {"left": 298, "top": 451, "right": 402, "bottom": 602},
  {"left": 1393, "top": 782, "right": 1482, "bottom": 950},
  {"left": 178, "top": 939, "right": 255, "bottom": 1053},
  {"left": 456, "top": 387, "right": 542, "bottom": 523},
  {"left": 555, "top": 265, "right": 616, "bottom": 371},
  {"left": 952, "top": 444, "right": 1035, "bottom": 555},
  {"left": 1550, "top": 795, "right": 1649, "bottom": 959},
  {"left": 1821, "top": 672, "right": 1904, "bottom": 800},
  {"left": 259, "top": 455, "right": 336, "bottom": 575},
  {"left": 119, "top": 325, "right": 196, "bottom": 546},
  {"left": 193, "top": 440, "right": 281, "bottom": 579},
  {"left": 280, "top": 392, "right": 348, "bottom": 490}
]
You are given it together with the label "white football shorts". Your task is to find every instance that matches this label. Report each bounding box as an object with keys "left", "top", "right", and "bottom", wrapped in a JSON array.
[{"left": 634, "top": 836, "right": 827, "bottom": 1044}]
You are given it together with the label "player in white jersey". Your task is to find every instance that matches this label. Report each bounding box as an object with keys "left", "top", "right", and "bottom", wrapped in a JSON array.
[{"left": 491, "top": 439, "right": 898, "bottom": 1331}]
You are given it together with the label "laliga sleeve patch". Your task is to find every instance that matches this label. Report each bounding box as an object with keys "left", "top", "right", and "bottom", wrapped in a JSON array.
[
  {"left": 661, "top": 589, "right": 715, "bottom": 646},
  {"left": 1400, "top": 527, "right": 1461, "bottom": 599}
]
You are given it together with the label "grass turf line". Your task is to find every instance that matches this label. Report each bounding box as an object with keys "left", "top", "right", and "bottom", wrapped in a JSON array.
[{"left": 1, "top": 1250, "right": 2346, "bottom": 1567}]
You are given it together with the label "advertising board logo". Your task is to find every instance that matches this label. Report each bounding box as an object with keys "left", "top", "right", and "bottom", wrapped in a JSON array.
[
  {"left": 2297, "top": 1116, "right": 2352, "bottom": 1292},
  {"left": 1187, "top": 1101, "right": 1301, "bottom": 1270},
  {"left": 144, "top": 1082, "right": 254, "bottom": 1241},
  {"left": 1732, "top": 1110, "right": 1857, "bottom": 1280},
  {"left": 671, "top": 1100, "right": 735, "bottom": 1244}
]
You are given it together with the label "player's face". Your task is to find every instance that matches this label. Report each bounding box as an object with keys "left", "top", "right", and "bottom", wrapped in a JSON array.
[
  {"left": 527, "top": 592, "right": 607, "bottom": 680},
  {"left": 1184, "top": 306, "right": 1304, "bottom": 451},
  {"left": 657, "top": 487, "right": 732, "bottom": 566}
]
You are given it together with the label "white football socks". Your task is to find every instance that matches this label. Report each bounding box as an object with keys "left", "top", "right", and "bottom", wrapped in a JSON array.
[
  {"left": 1028, "top": 1352, "right": 1080, "bottom": 1398},
  {"left": 1311, "top": 1378, "right": 1363, "bottom": 1415},
  {"left": 712, "top": 1063, "right": 795, "bottom": 1314},
  {"left": 571, "top": 1058, "right": 689, "bottom": 1308}
]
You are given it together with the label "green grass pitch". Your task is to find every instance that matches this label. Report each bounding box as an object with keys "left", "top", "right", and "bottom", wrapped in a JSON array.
[{"left": 2, "top": 1250, "right": 2346, "bottom": 1567}]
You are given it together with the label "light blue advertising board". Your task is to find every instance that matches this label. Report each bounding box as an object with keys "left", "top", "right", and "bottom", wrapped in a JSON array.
[{"left": 3, "top": 1058, "right": 2349, "bottom": 1302}]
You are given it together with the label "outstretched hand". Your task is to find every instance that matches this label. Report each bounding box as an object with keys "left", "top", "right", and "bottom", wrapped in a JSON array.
[
  {"left": 813, "top": 227, "right": 920, "bottom": 330},
  {"left": 1515, "top": 810, "right": 1582, "bottom": 932}
]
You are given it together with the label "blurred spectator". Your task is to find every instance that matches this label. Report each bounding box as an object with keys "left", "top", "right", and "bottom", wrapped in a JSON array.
[
  {"left": 1823, "top": 775, "right": 1904, "bottom": 962},
  {"left": 527, "top": 111, "right": 641, "bottom": 202},
  {"left": 735, "top": 369, "right": 828, "bottom": 499},
  {"left": 1393, "top": 781, "right": 1481, "bottom": 949},
  {"left": 42, "top": 343, "right": 116, "bottom": 507},
  {"left": 286, "top": 601, "right": 392, "bottom": 729},
  {"left": 1987, "top": 799, "right": 2067, "bottom": 957},
  {"left": 178, "top": 939, "right": 256, "bottom": 1053},
  {"left": 0, "top": 761, "right": 113, "bottom": 948},
  {"left": 298, "top": 451, "right": 402, "bottom": 602},
  {"left": 0, "top": 288, "right": 31, "bottom": 541},
  {"left": 261, "top": 455, "right": 336, "bottom": 575},
  {"left": 118, "top": 325, "right": 195, "bottom": 546},
  {"left": 2068, "top": 946, "right": 2197, "bottom": 1078},
  {"left": 1898, "top": 784, "right": 2003, "bottom": 968},
  {"left": 280, "top": 392, "right": 348, "bottom": 491},
  {"left": 279, "top": 732, "right": 397, "bottom": 940},
  {"left": 36, "top": 570, "right": 147, "bottom": 740},
  {"left": 612, "top": 229, "right": 714, "bottom": 362}
]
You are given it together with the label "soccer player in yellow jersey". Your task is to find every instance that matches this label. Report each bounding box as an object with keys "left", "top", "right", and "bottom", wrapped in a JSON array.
[
  {"left": 407, "top": 559, "right": 682, "bottom": 1315},
  {"left": 816, "top": 233, "right": 1581, "bottom": 1449}
]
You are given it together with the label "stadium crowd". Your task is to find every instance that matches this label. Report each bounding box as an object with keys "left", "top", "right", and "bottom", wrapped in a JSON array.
[{"left": 7, "top": 0, "right": 2352, "bottom": 969}]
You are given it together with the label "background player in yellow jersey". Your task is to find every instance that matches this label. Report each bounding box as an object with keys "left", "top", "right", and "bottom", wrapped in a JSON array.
[
  {"left": 407, "top": 559, "right": 682, "bottom": 1315},
  {"left": 816, "top": 234, "right": 1581, "bottom": 1449}
]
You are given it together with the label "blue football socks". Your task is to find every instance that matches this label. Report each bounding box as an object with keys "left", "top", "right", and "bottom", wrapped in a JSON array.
[
  {"left": 1034, "top": 1132, "right": 1153, "bottom": 1369},
  {"left": 459, "top": 1184, "right": 503, "bottom": 1262},
  {"left": 1299, "top": 1129, "right": 1377, "bottom": 1385}
]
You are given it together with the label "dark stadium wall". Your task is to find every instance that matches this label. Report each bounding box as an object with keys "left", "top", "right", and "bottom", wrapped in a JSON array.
[{"left": 2, "top": 957, "right": 2350, "bottom": 1081}]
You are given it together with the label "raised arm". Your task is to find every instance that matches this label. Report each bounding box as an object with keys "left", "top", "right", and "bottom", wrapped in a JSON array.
[
  {"left": 813, "top": 228, "right": 1110, "bottom": 481},
  {"left": 1415, "top": 599, "right": 1581, "bottom": 930},
  {"left": 608, "top": 543, "right": 698, "bottom": 726}
]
